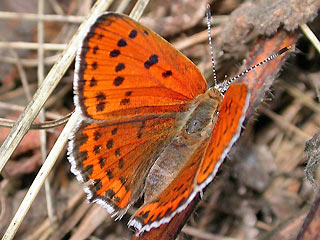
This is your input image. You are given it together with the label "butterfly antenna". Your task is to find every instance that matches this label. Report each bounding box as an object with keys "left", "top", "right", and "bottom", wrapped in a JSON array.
[
  {"left": 206, "top": 4, "right": 217, "bottom": 87},
  {"left": 218, "top": 46, "right": 292, "bottom": 92}
]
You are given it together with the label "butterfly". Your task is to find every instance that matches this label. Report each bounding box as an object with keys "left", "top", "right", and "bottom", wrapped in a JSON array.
[{"left": 67, "top": 12, "right": 250, "bottom": 235}]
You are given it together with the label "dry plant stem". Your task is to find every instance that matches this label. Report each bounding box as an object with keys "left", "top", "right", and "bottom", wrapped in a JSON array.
[
  {"left": 48, "top": 0, "right": 65, "bottom": 15},
  {"left": 173, "top": 26, "right": 222, "bottom": 51},
  {"left": 0, "top": 84, "right": 37, "bottom": 100},
  {"left": 68, "top": 205, "right": 110, "bottom": 240},
  {"left": 0, "top": 102, "right": 63, "bottom": 120},
  {"left": 296, "top": 190, "right": 320, "bottom": 240},
  {"left": 48, "top": 202, "right": 91, "bottom": 240},
  {"left": 0, "top": 11, "right": 84, "bottom": 23},
  {"left": 0, "top": 41, "right": 66, "bottom": 50},
  {"left": 0, "top": 112, "right": 72, "bottom": 129},
  {"left": 0, "top": 54, "right": 59, "bottom": 67},
  {"left": 182, "top": 226, "right": 237, "bottom": 240},
  {"left": 300, "top": 24, "right": 320, "bottom": 54},
  {"left": 261, "top": 107, "right": 311, "bottom": 141},
  {"left": 25, "top": 192, "right": 84, "bottom": 240},
  {"left": 38, "top": 0, "right": 55, "bottom": 225},
  {"left": 27, "top": 217, "right": 58, "bottom": 240},
  {"left": 129, "top": 0, "right": 151, "bottom": 19},
  {"left": 0, "top": 0, "right": 114, "bottom": 173},
  {"left": 116, "top": 0, "right": 133, "bottom": 13},
  {"left": 313, "top": 78, "right": 320, "bottom": 102},
  {"left": 1, "top": 111, "right": 80, "bottom": 240},
  {"left": 7, "top": 48, "right": 32, "bottom": 100},
  {"left": 280, "top": 80, "right": 320, "bottom": 114}
]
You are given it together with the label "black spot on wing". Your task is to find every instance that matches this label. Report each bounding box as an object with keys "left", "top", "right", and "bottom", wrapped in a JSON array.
[
  {"left": 92, "top": 62, "right": 97, "bottom": 70},
  {"left": 106, "top": 169, "right": 114, "bottom": 179},
  {"left": 99, "top": 157, "right": 106, "bottom": 168},
  {"left": 118, "top": 158, "right": 124, "bottom": 169},
  {"left": 120, "top": 98, "right": 130, "bottom": 105},
  {"left": 114, "top": 76, "right": 124, "bottom": 86},
  {"left": 93, "top": 145, "right": 101, "bottom": 154},
  {"left": 162, "top": 70, "right": 172, "bottom": 78},
  {"left": 96, "top": 102, "right": 105, "bottom": 112},
  {"left": 105, "top": 189, "right": 115, "bottom": 198},
  {"left": 107, "top": 139, "right": 113, "bottom": 149},
  {"left": 94, "top": 130, "right": 101, "bottom": 141},
  {"left": 115, "top": 148, "right": 121, "bottom": 157},
  {"left": 111, "top": 128, "right": 118, "bottom": 135},
  {"left": 93, "top": 46, "right": 99, "bottom": 54},
  {"left": 144, "top": 55, "right": 158, "bottom": 69},
  {"left": 96, "top": 93, "right": 106, "bottom": 101},
  {"left": 115, "top": 63, "right": 125, "bottom": 72},
  {"left": 89, "top": 77, "right": 97, "bottom": 87},
  {"left": 125, "top": 91, "right": 132, "bottom": 96},
  {"left": 110, "top": 49, "right": 120, "bottom": 57},
  {"left": 117, "top": 39, "right": 127, "bottom": 47},
  {"left": 129, "top": 29, "right": 137, "bottom": 39},
  {"left": 93, "top": 179, "right": 102, "bottom": 191},
  {"left": 137, "top": 121, "right": 146, "bottom": 139}
]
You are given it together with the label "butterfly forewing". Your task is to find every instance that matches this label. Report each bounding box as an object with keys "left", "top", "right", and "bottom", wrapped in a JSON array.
[{"left": 75, "top": 13, "right": 207, "bottom": 120}]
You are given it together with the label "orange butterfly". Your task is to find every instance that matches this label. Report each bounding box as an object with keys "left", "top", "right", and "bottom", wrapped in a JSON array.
[{"left": 68, "top": 12, "right": 250, "bottom": 234}]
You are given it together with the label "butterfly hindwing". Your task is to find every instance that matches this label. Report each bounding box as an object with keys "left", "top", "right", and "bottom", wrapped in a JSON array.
[
  {"left": 69, "top": 116, "right": 179, "bottom": 217},
  {"left": 129, "top": 84, "right": 249, "bottom": 233},
  {"left": 129, "top": 139, "right": 209, "bottom": 232},
  {"left": 196, "top": 84, "right": 249, "bottom": 186}
]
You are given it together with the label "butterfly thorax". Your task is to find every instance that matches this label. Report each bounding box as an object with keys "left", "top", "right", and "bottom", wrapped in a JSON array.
[{"left": 143, "top": 89, "right": 223, "bottom": 202}]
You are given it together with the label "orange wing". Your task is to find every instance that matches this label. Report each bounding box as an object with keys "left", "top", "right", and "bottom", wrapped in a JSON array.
[
  {"left": 129, "top": 84, "right": 249, "bottom": 234},
  {"left": 74, "top": 13, "right": 207, "bottom": 120},
  {"left": 129, "top": 139, "right": 209, "bottom": 233},
  {"left": 69, "top": 13, "right": 207, "bottom": 217},
  {"left": 69, "top": 116, "right": 178, "bottom": 217},
  {"left": 196, "top": 83, "right": 249, "bottom": 186}
]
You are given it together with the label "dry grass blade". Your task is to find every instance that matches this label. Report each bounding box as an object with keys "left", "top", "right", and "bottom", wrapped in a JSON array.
[
  {"left": 129, "top": 0, "right": 151, "bottom": 20},
  {"left": 37, "top": 0, "right": 55, "bottom": 225},
  {"left": 300, "top": 24, "right": 320, "bottom": 54},
  {"left": 0, "top": 11, "right": 84, "bottom": 23},
  {"left": 1, "top": 111, "right": 80, "bottom": 240},
  {"left": 0, "top": 42, "right": 66, "bottom": 50},
  {"left": 280, "top": 81, "right": 320, "bottom": 115}
]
